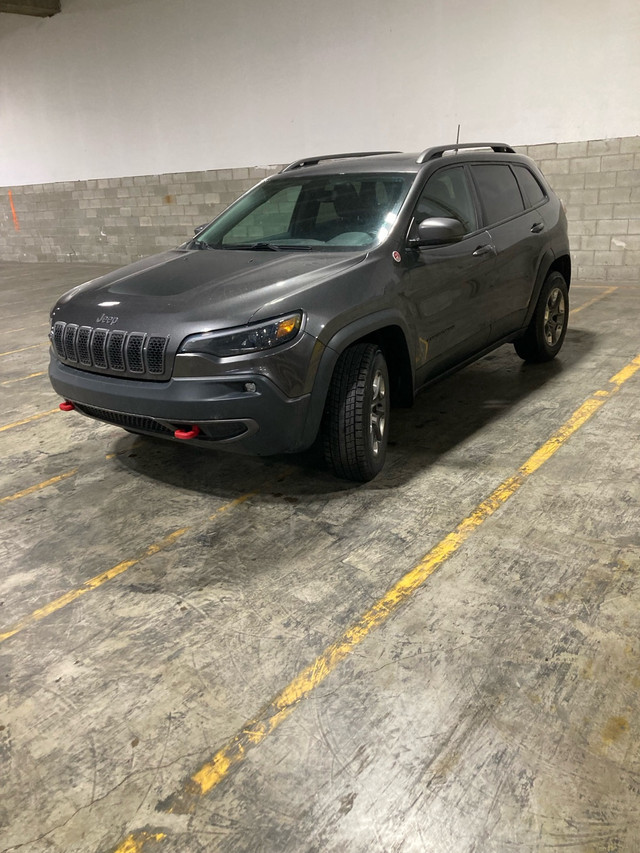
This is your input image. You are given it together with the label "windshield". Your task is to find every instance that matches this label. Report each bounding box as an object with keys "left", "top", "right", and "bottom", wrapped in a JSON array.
[{"left": 196, "top": 173, "right": 411, "bottom": 251}]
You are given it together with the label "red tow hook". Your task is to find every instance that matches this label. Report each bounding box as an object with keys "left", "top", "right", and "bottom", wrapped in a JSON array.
[
  {"left": 59, "top": 400, "right": 75, "bottom": 411},
  {"left": 174, "top": 425, "right": 201, "bottom": 440}
]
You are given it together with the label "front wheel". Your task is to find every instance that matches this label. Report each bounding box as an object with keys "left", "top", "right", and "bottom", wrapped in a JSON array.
[
  {"left": 514, "top": 271, "right": 569, "bottom": 362},
  {"left": 322, "top": 343, "right": 390, "bottom": 482}
]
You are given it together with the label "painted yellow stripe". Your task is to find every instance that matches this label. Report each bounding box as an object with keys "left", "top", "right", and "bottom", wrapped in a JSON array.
[
  {"left": 0, "top": 342, "right": 48, "bottom": 357},
  {"left": 1, "top": 444, "right": 144, "bottom": 503},
  {"left": 572, "top": 285, "right": 617, "bottom": 315},
  {"left": 0, "top": 407, "right": 60, "bottom": 432},
  {"left": 610, "top": 353, "right": 640, "bottom": 386},
  {"left": 145, "top": 351, "right": 640, "bottom": 820},
  {"left": 0, "top": 492, "right": 256, "bottom": 645},
  {"left": 208, "top": 491, "right": 256, "bottom": 520},
  {"left": 0, "top": 468, "right": 77, "bottom": 505},
  {"left": 0, "top": 527, "right": 188, "bottom": 644},
  {"left": 110, "top": 832, "right": 166, "bottom": 853},
  {"left": 571, "top": 283, "right": 618, "bottom": 289},
  {"left": 0, "top": 370, "right": 47, "bottom": 386},
  {"left": 3, "top": 323, "right": 49, "bottom": 334}
]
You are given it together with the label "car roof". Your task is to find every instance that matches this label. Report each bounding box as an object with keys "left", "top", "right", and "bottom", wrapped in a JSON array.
[{"left": 275, "top": 143, "right": 522, "bottom": 177}]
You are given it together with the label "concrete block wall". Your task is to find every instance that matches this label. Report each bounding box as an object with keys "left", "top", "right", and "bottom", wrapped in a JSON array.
[
  {"left": 1, "top": 137, "right": 639, "bottom": 282},
  {"left": 521, "top": 137, "right": 640, "bottom": 283},
  {"left": 0, "top": 167, "right": 281, "bottom": 266}
]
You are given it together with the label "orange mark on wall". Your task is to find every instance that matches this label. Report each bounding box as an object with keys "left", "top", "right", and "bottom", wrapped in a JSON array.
[{"left": 8, "top": 190, "right": 20, "bottom": 231}]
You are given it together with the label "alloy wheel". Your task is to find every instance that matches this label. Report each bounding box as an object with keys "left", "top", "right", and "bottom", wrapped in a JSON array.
[
  {"left": 369, "top": 369, "right": 387, "bottom": 456},
  {"left": 544, "top": 287, "right": 566, "bottom": 346}
]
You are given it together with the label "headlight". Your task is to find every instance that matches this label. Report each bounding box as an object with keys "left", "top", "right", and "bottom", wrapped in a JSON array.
[{"left": 178, "top": 311, "right": 303, "bottom": 358}]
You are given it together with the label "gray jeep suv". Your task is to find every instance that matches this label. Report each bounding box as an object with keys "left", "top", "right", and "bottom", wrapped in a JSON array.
[{"left": 49, "top": 143, "right": 570, "bottom": 481}]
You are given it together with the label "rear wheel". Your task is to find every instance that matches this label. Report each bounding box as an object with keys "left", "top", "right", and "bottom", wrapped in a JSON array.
[
  {"left": 322, "top": 343, "right": 390, "bottom": 482},
  {"left": 514, "top": 271, "right": 569, "bottom": 362}
]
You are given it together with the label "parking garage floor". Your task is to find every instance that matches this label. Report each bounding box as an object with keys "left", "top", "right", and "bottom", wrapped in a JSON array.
[{"left": 1, "top": 261, "right": 639, "bottom": 853}]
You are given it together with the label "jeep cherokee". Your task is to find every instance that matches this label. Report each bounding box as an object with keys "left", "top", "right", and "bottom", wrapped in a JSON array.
[{"left": 49, "top": 143, "right": 571, "bottom": 481}]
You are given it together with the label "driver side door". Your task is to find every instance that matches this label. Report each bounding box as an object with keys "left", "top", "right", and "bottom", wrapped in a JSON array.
[{"left": 400, "top": 165, "right": 496, "bottom": 387}]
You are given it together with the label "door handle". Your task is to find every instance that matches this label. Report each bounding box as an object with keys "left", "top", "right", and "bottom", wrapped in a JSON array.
[
  {"left": 472, "top": 243, "right": 497, "bottom": 257},
  {"left": 531, "top": 221, "right": 544, "bottom": 233}
]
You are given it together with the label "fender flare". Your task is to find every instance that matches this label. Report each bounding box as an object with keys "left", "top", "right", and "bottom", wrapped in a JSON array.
[
  {"left": 297, "top": 309, "right": 415, "bottom": 448},
  {"left": 522, "top": 248, "right": 558, "bottom": 327}
]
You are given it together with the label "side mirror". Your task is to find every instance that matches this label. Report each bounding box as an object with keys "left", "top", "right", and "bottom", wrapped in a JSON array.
[
  {"left": 411, "top": 217, "right": 466, "bottom": 247},
  {"left": 194, "top": 223, "right": 208, "bottom": 235}
]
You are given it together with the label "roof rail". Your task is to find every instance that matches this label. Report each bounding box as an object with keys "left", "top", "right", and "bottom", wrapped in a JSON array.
[
  {"left": 416, "top": 143, "right": 515, "bottom": 164},
  {"left": 280, "top": 151, "right": 401, "bottom": 172}
]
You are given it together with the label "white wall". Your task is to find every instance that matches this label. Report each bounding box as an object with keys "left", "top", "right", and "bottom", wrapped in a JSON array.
[{"left": 1, "top": 0, "right": 639, "bottom": 185}]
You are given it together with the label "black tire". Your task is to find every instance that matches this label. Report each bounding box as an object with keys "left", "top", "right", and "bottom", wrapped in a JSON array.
[
  {"left": 322, "top": 343, "right": 390, "bottom": 482},
  {"left": 514, "top": 271, "right": 569, "bottom": 362}
]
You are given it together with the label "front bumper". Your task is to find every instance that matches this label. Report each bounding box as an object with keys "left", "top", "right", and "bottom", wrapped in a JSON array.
[{"left": 49, "top": 355, "right": 315, "bottom": 455}]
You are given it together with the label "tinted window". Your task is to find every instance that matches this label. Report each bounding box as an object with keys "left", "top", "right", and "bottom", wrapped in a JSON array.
[
  {"left": 471, "top": 164, "right": 525, "bottom": 225},
  {"left": 513, "top": 165, "right": 546, "bottom": 208},
  {"left": 412, "top": 166, "right": 477, "bottom": 234}
]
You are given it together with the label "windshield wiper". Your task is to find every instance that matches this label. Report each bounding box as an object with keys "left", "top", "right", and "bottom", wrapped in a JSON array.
[
  {"left": 224, "top": 242, "right": 313, "bottom": 252},
  {"left": 247, "top": 242, "right": 282, "bottom": 251},
  {"left": 191, "top": 238, "right": 212, "bottom": 250}
]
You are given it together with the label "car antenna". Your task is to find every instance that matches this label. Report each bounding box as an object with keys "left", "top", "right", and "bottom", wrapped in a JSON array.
[{"left": 455, "top": 124, "right": 461, "bottom": 151}]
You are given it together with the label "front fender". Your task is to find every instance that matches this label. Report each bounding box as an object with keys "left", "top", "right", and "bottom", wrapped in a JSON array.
[{"left": 297, "top": 309, "right": 414, "bottom": 449}]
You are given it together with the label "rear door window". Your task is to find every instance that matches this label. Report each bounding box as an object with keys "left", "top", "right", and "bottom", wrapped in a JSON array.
[
  {"left": 471, "top": 164, "right": 525, "bottom": 226},
  {"left": 513, "top": 165, "right": 547, "bottom": 208}
]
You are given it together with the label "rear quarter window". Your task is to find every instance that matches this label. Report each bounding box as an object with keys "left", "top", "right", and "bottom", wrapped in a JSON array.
[
  {"left": 513, "top": 165, "right": 547, "bottom": 208},
  {"left": 471, "top": 164, "right": 525, "bottom": 226}
]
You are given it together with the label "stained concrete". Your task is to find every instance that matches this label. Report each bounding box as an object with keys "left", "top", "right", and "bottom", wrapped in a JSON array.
[{"left": 0, "top": 261, "right": 639, "bottom": 852}]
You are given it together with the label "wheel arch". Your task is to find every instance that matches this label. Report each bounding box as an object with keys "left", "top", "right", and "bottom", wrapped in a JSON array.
[
  {"left": 356, "top": 325, "right": 414, "bottom": 408},
  {"left": 299, "top": 312, "right": 415, "bottom": 450},
  {"left": 522, "top": 250, "right": 572, "bottom": 329},
  {"left": 548, "top": 253, "right": 572, "bottom": 289}
]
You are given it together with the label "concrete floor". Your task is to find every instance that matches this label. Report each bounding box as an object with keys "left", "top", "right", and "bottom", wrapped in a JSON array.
[{"left": 1, "top": 261, "right": 639, "bottom": 853}]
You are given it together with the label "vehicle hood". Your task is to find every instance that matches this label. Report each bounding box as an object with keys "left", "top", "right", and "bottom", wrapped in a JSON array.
[{"left": 51, "top": 248, "right": 367, "bottom": 336}]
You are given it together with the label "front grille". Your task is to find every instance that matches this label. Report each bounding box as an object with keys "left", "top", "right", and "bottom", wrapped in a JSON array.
[
  {"left": 77, "top": 326, "right": 92, "bottom": 365},
  {"left": 63, "top": 324, "right": 79, "bottom": 361},
  {"left": 91, "top": 328, "right": 108, "bottom": 368},
  {"left": 52, "top": 323, "right": 65, "bottom": 359},
  {"left": 51, "top": 321, "right": 168, "bottom": 378},
  {"left": 146, "top": 336, "right": 167, "bottom": 374},
  {"left": 74, "top": 404, "right": 174, "bottom": 435},
  {"left": 126, "top": 333, "right": 145, "bottom": 373},
  {"left": 107, "top": 330, "right": 126, "bottom": 371}
]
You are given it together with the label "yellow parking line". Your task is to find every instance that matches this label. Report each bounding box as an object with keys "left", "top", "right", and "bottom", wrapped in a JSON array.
[
  {"left": 572, "top": 285, "right": 617, "bottom": 315},
  {"left": 0, "top": 492, "right": 257, "bottom": 645},
  {"left": 0, "top": 407, "right": 60, "bottom": 432},
  {"left": 110, "top": 351, "right": 640, "bottom": 849},
  {"left": 112, "top": 833, "right": 166, "bottom": 853},
  {"left": 0, "top": 527, "right": 186, "bottom": 644},
  {"left": 610, "top": 356, "right": 640, "bottom": 386},
  {"left": 0, "top": 342, "right": 48, "bottom": 357},
  {"left": 0, "top": 371, "right": 47, "bottom": 386},
  {"left": 3, "top": 323, "right": 49, "bottom": 334},
  {"left": 0, "top": 469, "right": 78, "bottom": 505},
  {"left": 0, "top": 445, "right": 143, "bottom": 505}
]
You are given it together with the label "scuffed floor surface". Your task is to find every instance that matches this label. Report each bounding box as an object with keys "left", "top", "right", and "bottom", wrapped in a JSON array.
[{"left": 1, "top": 261, "right": 639, "bottom": 853}]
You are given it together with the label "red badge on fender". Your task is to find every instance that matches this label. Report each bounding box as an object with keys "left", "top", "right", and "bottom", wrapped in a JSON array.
[{"left": 392, "top": 251, "right": 402, "bottom": 263}]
